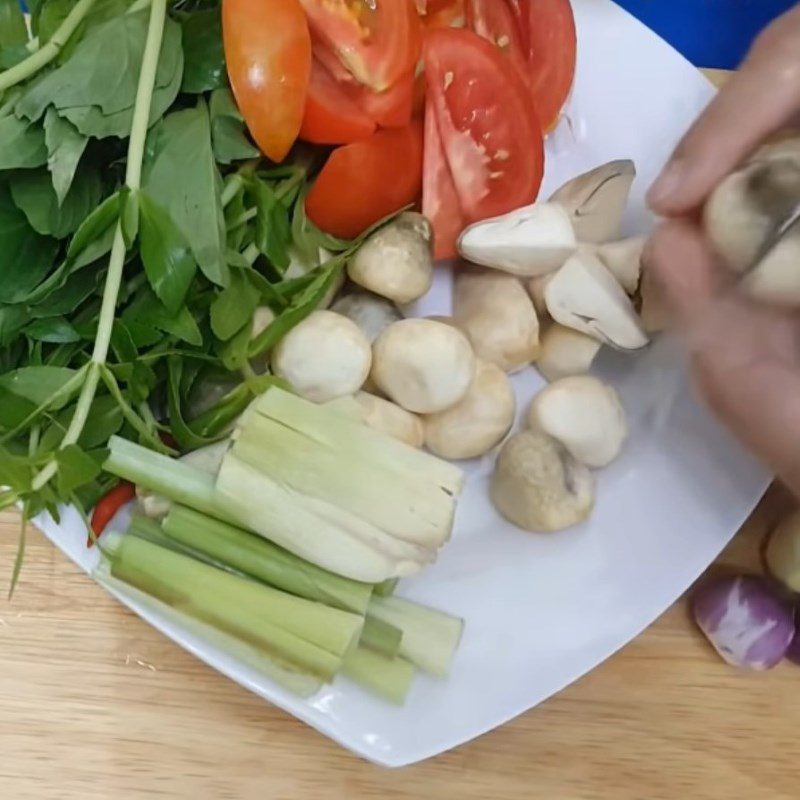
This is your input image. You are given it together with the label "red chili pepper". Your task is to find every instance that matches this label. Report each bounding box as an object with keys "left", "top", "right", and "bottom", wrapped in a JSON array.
[{"left": 88, "top": 481, "right": 136, "bottom": 547}]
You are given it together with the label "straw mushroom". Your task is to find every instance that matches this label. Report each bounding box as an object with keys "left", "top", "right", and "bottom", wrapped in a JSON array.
[
  {"left": 347, "top": 212, "right": 434, "bottom": 304},
  {"left": 424, "top": 360, "right": 516, "bottom": 460},
  {"left": 371, "top": 318, "right": 476, "bottom": 413},
  {"left": 490, "top": 430, "right": 595, "bottom": 532},
  {"left": 527, "top": 376, "right": 628, "bottom": 468},
  {"left": 544, "top": 250, "right": 648, "bottom": 350},
  {"left": 354, "top": 391, "right": 425, "bottom": 448},
  {"left": 526, "top": 274, "right": 552, "bottom": 321},
  {"left": 453, "top": 271, "right": 540, "bottom": 372},
  {"left": 550, "top": 160, "right": 636, "bottom": 243},
  {"left": 536, "top": 324, "right": 602, "bottom": 382},
  {"left": 272, "top": 310, "right": 372, "bottom": 403},
  {"left": 331, "top": 291, "right": 402, "bottom": 343},
  {"left": 457, "top": 202, "right": 577, "bottom": 277},
  {"left": 595, "top": 236, "right": 645, "bottom": 295}
]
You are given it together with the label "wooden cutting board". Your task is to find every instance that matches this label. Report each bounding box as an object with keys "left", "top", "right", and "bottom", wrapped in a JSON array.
[{"left": 4, "top": 70, "right": 800, "bottom": 800}]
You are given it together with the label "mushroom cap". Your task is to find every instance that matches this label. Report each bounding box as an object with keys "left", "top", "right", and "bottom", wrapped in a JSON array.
[
  {"left": 272, "top": 310, "right": 372, "bottom": 403},
  {"left": 490, "top": 430, "right": 595, "bottom": 532},
  {"left": 355, "top": 391, "right": 425, "bottom": 448},
  {"left": 371, "top": 318, "right": 477, "bottom": 413},
  {"left": 536, "top": 324, "right": 602, "bottom": 382},
  {"left": 595, "top": 237, "right": 645, "bottom": 295},
  {"left": 424, "top": 360, "right": 516, "bottom": 460},
  {"left": 527, "top": 376, "right": 628, "bottom": 468},
  {"left": 331, "top": 290, "right": 403, "bottom": 343},
  {"left": 347, "top": 212, "right": 434, "bottom": 304}
]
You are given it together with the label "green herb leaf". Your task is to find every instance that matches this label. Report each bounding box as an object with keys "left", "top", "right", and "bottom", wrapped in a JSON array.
[
  {"left": 0, "top": 115, "right": 48, "bottom": 170},
  {"left": 30, "top": 265, "right": 99, "bottom": 319},
  {"left": 24, "top": 317, "right": 82, "bottom": 344},
  {"left": 17, "top": 12, "right": 184, "bottom": 140},
  {"left": 0, "top": 365, "right": 80, "bottom": 408},
  {"left": 123, "top": 288, "right": 203, "bottom": 347},
  {"left": 64, "top": 190, "right": 120, "bottom": 268},
  {"left": 166, "top": 356, "right": 217, "bottom": 450},
  {"left": 252, "top": 179, "right": 292, "bottom": 271},
  {"left": 43, "top": 108, "right": 89, "bottom": 207},
  {"left": 0, "top": 305, "right": 29, "bottom": 347},
  {"left": 119, "top": 187, "right": 139, "bottom": 249},
  {"left": 210, "top": 269, "right": 259, "bottom": 342},
  {"left": 143, "top": 101, "right": 229, "bottom": 287},
  {"left": 38, "top": 393, "right": 124, "bottom": 453},
  {"left": 216, "top": 318, "right": 251, "bottom": 372},
  {"left": 10, "top": 167, "right": 104, "bottom": 238},
  {"left": 8, "top": 513, "right": 26, "bottom": 599},
  {"left": 0, "top": 185, "right": 59, "bottom": 304},
  {"left": 291, "top": 185, "right": 352, "bottom": 262},
  {"left": 56, "top": 444, "right": 102, "bottom": 496},
  {"left": 0, "top": 0, "right": 27, "bottom": 51},
  {"left": 138, "top": 192, "right": 197, "bottom": 314},
  {"left": 180, "top": 8, "right": 225, "bottom": 94},
  {"left": 209, "top": 87, "right": 259, "bottom": 164}
]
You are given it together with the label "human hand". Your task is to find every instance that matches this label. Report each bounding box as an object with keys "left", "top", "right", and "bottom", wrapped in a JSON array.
[{"left": 645, "top": 5, "right": 800, "bottom": 491}]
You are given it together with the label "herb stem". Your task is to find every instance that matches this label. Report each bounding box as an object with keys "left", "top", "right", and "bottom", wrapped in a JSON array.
[
  {"left": 242, "top": 242, "right": 259, "bottom": 265},
  {"left": 228, "top": 207, "right": 257, "bottom": 230},
  {"left": 32, "top": 0, "right": 169, "bottom": 492},
  {"left": 221, "top": 174, "right": 244, "bottom": 208},
  {"left": 0, "top": 0, "right": 99, "bottom": 93}
]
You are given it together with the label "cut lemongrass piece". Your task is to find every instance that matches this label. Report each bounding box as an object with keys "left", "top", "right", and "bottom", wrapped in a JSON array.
[
  {"left": 360, "top": 615, "right": 403, "bottom": 658},
  {"left": 161, "top": 505, "right": 374, "bottom": 615},
  {"left": 102, "top": 532, "right": 364, "bottom": 681},
  {"left": 95, "top": 569, "right": 323, "bottom": 698},
  {"left": 341, "top": 647, "right": 415, "bottom": 705},
  {"left": 373, "top": 578, "right": 399, "bottom": 598},
  {"left": 368, "top": 596, "right": 464, "bottom": 678}
]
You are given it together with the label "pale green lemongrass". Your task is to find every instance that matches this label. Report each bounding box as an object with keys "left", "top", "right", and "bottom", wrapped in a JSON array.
[{"left": 341, "top": 647, "right": 415, "bottom": 706}]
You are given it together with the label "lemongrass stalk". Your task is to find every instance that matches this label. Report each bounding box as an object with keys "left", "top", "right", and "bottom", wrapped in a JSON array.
[
  {"left": 373, "top": 579, "right": 399, "bottom": 598},
  {"left": 0, "top": 0, "right": 98, "bottom": 93},
  {"left": 368, "top": 596, "right": 464, "bottom": 678},
  {"left": 341, "top": 647, "right": 415, "bottom": 705},
  {"left": 162, "top": 505, "right": 374, "bottom": 615},
  {"left": 96, "top": 570, "right": 323, "bottom": 698},
  {"left": 103, "top": 532, "right": 363, "bottom": 681},
  {"left": 360, "top": 616, "right": 402, "bottom": 659},
  {"left": 33, "top": 0, "right": 169, "bottom": 492}
]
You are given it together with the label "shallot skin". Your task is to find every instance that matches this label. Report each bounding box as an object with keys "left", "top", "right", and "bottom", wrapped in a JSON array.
[{"left": 692, "top": 575, "right": 795, "bottom": 670}]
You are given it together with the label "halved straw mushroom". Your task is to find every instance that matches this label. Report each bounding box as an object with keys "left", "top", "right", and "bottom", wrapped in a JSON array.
[
  {"left": 347, "top": 212, "right": 434, "bottom": 304},
  {"left": 490, "top": 430, "right": 595, "bottom": 532},
  {"left": 272, "top": 310, "right": 372, "bottom": 403},
  {"left": 527, "top": 376, "right": 628, "bottom": 468},
  {"left": 536, "top": 324, "right": 602, "bottom": 382},
  {"left": 371, "top": 318, "right": 477, "bottom": 413},
  {"left": 594, "top": 236, "right": 645, "bottom": 295},
  {"left": 457, "top": 202, "right": 577, "bottom": 277},
  {"left": 526, "top": 274, "right": 552, "bottom": 321},
  {"left": 453, "top": 271, "right": 540, "bottom": 373},
  {"left": 354, "top": 391, "right": 425, "bottom": 448},
  {"left": 331, "top": 290, "right": 403, "bottom": 343},
  {"left": 549, "top": 160, "right": 636, "bottom": 244},
  {"left": 544, "top": 250, "right": 648, "bottom": 350},
  {"left": 424, "top": 360, "right": 516, "bottom": 460}
]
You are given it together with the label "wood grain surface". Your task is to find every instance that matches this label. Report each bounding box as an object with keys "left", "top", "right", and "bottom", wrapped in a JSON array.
[{"left": 5, "top": 69, "right": 800, "bottom": 800}]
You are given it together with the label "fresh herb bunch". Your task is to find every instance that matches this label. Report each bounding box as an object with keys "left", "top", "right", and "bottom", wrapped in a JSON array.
[{"left": 0, "top": 0, "right": 361, "bottom": 591}]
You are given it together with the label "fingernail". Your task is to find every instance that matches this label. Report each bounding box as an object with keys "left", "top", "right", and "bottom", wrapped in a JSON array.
[{"left": 647, "top": 159, "right": 685, "bottom": 210}]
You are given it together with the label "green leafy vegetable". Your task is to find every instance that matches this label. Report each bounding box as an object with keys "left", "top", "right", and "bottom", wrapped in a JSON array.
[
  {"left": 56, "top": 444, "right": 102, "bottom": 496},
  {"left": 210, "top": 269, "right": 259, "bottom": 342},
  {"left": 180, "top": 7, "right": 225, "bottom": 94},
  {"left": 0, "top": 114, "right": 48, "bottom": 170},
  {"left": 43, "top": 108, "right": 89, "bottom": 206},
  {"left": 0, "top": 0, "right": 27, "bottom": 51},
  {"left": 24, "top": 317, "right": 82, "bottom": 344},
  {"left": 209, "top": 87, "right": 259, "bottom": 164}
]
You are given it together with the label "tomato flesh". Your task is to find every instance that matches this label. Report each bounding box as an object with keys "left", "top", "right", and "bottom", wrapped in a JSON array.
[
  {"left": 423, "top": 95, "right": 466, "bottom": 260},
  {"left": 353, "top": 72, "right": 415, "bottom": 128},
  {"left": 424, "top": 27, "right": 543, "bottom": 222},
  {"left": 223, "top": 0, "right": 312, "bottom": 162},
  {"left": 300, "top": 58, "right": 376, "bottom": 144},
  {"left": 306, "top": 122, "right": 424, "bottom": 239},
  {"left": 299, "top": 0, "right": 422, "bottom": 92}
]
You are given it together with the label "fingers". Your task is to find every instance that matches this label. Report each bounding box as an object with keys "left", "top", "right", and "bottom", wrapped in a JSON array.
[{"left": 647, "top": 5, "right": 800, "bottom": 215}]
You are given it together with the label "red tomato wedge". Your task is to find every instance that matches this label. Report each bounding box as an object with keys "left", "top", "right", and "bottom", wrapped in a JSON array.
[
  {"left": 424, "top": 28, "right": 543, "bottom": 222},
  {"left": 298, "top": 0, "right": 422, "bottom": 92},
  {"left": 465, "top": 0, "right": 529, "bottom": 95},
  {"left": 420, "top": 0, "right": 466, "bottom": 29},
  {"left": 423, "top": 95, "right": 466, "bottom": 260},
  {"left": 353, "top": 72, "right": 415, "bottom": 129},
  {"left": 223, "top": 0, "right": 312, "bottom": 163},
  {"left": 510, "top": 0, "right": 577, "bottom": 132},
  {"left": 300, "top": 59, "right": 376, "bottom": 144},
  {"left": 306, "top": 122, "right": 424, "bottom": 239}
]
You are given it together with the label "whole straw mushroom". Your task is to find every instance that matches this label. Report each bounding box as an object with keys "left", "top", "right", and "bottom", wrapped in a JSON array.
[
  {"left": 536, "top": 324, "right": 602, "bottom": 382},
  {"left": 490, "top": 430, "right": 595, "bottom": 532},
  {"left": 354, "top": 391, "right": 425, "bottom": 448},
  {"left": 371, "top": 318, "right": 477, "bottom": 413},
  {"left": 272, "top": 310, "right": 372, "bottom": 403},
  {"left": 347, "top": 212, "right": 434, "bottom": 304},
  {"left": 331, "top": 291, "right": 403, "bottom": 343},
  {"left": 453, "top": 270, "right": 540, "bottom": 373}
]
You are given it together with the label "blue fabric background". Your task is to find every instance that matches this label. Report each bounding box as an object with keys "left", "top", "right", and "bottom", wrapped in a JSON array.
[{"left": 615, "top": 0, "right": 796, "bottom": 68}]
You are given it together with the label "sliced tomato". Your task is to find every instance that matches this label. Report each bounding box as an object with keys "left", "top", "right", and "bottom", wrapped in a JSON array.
[
  {"left": 510, "top": 0, "right": 577, "bottom": 132},
  {"left": 352, "top": 72, "right": 415, "bottom": 128},
  {"left": 223, "top": 0, "right": 312, "bottom": 162},
  {"left": 465, "top": 0, "right": 529, "bottom": 94},
  {"left": 300, "top": 58, "right": 376, "bottom": 144},
  {"left": 423, "top": 95, "right": 466, "bottom": 260},
  {"left": 306, "top": 122, "right": 424, "bottom": 239},
  {"left": 424, "top": 28, "right": 543, "bottom": 222},
  {"left": 420, "top": 0, "right": 466, "bottom": 30},
  {"left": 299, "top": 0, "right": 422, "bottom": 92}
]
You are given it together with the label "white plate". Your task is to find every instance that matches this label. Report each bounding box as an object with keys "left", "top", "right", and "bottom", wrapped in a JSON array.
[{"left": 37, "top": 0, "right": 770, "bottom": 767}]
